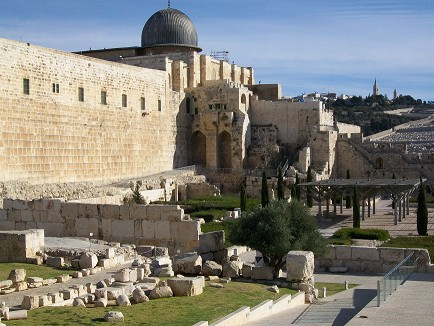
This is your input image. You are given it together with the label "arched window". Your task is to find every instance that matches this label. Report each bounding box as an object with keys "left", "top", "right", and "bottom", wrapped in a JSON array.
[{"left": 241, "top": 94, "right": 247, "bottom": 104}]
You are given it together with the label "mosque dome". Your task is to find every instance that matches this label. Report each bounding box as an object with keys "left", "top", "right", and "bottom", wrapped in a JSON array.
[{"left": 141, "top": 8, "right": 201, "bottom": 52}]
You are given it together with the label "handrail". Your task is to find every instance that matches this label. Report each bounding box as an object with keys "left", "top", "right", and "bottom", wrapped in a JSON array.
[{"left": 377, "top": 252, "right": 419, "bottom": 307}]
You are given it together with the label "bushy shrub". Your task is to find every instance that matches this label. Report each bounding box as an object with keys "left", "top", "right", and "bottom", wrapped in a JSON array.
[{"left": 332, "top": 228, "right": 390, "bottom": 241}]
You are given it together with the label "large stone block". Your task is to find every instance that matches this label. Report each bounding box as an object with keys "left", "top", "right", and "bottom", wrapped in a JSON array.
[
  {"left": 155, "top": 221, "right": 171, "bottom": 240},
  {"left": 286, "top": 251, "right": 314, "bottom": 282},
  {"left": 352, "top": 246, "right": 380, "bottom": 261},
  {"left": 360, "top": 260, "right": 382, "bottom": 273},
  {"left": 61, "top": 202, "right": 78, "bottom": 219},
  {"left": 142, "top": 220, "right": 155, "bottom": 240},
  {"left": 167, "top": 277, "right": 204, "bottom": 296},
  {"left": 222, "top": 261, "right": 240, "bottom": 278},
  {"left": 8, "top": 269, "right": 26, "bottom": 282},
  {"left": 21, "top": 295, "right": 39, "bottom": 310},
  {"left": 35, "top": 222, "right": 63, "bottom": 237},
  {"left": 46, "top": 257, "right": 64, "bottom": 268},
  {"left": 79, "top": 252, "right": 98, "bottom": 269},
  {"left": 173, "top": 255, "right": 202, "bottom": 275},
  {"left": 129, "top": 205, "right": 147, "bottom": 220},
  {"left": 176, "top": 221, "right": 200, "bottom": 241},
  {"left": 101, "top": 205, "right": 120, "bottom": 220},
  {"left": 75, "top": 218, "right": 98, "bottom": 238},
  {"left": 197, "top": 231, "right": 224, "bottom": 253},
  {"left": 379, "top": 247, "right": 405, "bottom": 263},
  {"left": 336, "top": 246, "right": 352, "bottom": 260},
  {"left": 251, "top": 266, "right": 274, "bottom": 280},
  {"left": 161, "top": 206, "right": 183, "bottom": 221},
  {"left": 111, "top": 220, "right": 134, "bottom": 241},
  {"left": 146, "top": 206, "right": 162, "bottom": 221},
  {"left": 202, "top": 260, "right": 222, "bottom": 276}
]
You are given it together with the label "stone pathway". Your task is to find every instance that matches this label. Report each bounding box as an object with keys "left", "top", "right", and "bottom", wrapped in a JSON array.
[
  {"left": 249, "top": 273, "right": 379, "bottom": 326},
  {"left": 348, "top": 273, "right": 434, "bottom": 326},
  {"left": 0, "top": 262, "right": 132, "bottom": 308}
]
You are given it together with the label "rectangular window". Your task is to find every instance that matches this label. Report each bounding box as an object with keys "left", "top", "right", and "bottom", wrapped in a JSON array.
[
  {"left": 158, "top": 99, "right": 162, "bottom": 111},
  {"left": 56, "top": 84, "right": 59, "bottom": 93},
  {"left": 101, "top": 91, "right": 107, "bottom": 105},
  {"left": 52, "top": 83, "right": 56, "bottom": 93},
  {"left": 52, "top": 83, "right": 59, "bottom": 93},
  {"left": 141, "top": 97, "right": 146, "bottom": 111},
  {"left": 215, "top": 103, "right": 221, "bottom": 110},
  {"left": 23, "top": 78, "right": 30, "bottom": 95},
  {"left": 209, "top": 104, "right": 213, "bottom": 110},
  {"left": 78, "top": 87, "right": 84, "bottom": 102},
  {"left": 122, "top": 94, "right": 127, "bottom": 108}
]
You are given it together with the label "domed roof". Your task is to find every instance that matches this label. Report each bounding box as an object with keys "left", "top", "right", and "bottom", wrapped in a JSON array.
[{"left": 141, "top": 8, "right": 200, "bottom": 50}]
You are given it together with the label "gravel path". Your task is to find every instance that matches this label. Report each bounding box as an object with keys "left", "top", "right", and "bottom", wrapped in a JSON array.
[{"left": 1, "top": 262, "right": 132, "bottom": 308}]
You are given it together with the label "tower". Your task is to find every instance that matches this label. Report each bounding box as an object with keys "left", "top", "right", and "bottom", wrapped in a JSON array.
[
  {"left": 393, "top": 89, "right": 398, "bottom": 100},
  {"left": 373, "top": 79, "right": 379, "bottom": 97}
]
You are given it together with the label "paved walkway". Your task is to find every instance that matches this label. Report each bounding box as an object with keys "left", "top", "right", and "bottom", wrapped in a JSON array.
[
  {"left": 249, "top": 273, "right": 379, "bottom": 326},
  {"left": 0, "top": 262, "right": 131, "bottom": 308},
  {"left": 348, "top": 273, "right": 434, "bottom": 326}
]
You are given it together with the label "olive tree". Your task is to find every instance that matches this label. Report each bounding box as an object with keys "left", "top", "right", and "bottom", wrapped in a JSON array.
[{"left": 229, "top": 200, "right": 328, "bottom": 276}]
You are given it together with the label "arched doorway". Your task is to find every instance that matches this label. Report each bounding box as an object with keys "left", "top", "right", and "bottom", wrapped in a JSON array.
[
  {"left": 192, "top": 131, "right": 206, "bottom": 166},
  {"left": 241, "top": 94, "right": 247, "bottom": 111},
  {"left": 218, "top": 131, "right": 232, "bottom": 169}
]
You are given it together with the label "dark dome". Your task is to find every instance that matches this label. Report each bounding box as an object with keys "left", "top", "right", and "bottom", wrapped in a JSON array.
[{"left": 141, "top": 8, "right": 200, "bottom": 50}]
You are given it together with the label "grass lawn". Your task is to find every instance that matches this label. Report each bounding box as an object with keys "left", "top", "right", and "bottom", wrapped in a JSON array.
[
  {"left": 381, "top": 236, "right": 434, "bottom": 263},
  {"left": 0, "top": 263, "right": 76, "bottom": 281},
  {"left": 201, "top": 220, "right": 237, "bottom": 247},
  {"left": 7, "top": 282, "right": 296, "bottom": 326},
  {"left": 316, "top": 282, "right": 358, "bottom": 298}
]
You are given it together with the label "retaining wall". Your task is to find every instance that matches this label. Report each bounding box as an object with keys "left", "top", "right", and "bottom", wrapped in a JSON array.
[
  {"left": 0, "top": 229, "right": 44, "bottom": 262},
  {"left": 316, "top": 245, "right": 433, "bottom": 274},
  {"left": 0, "top": 199, "right": 201, "bottom": 255}
]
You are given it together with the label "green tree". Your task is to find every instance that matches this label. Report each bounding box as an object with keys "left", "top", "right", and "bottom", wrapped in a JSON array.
[
  {"left": 229, "top": 200, "right": 328, "bottom": 276},
  {"left": 131, "top": 181, "right": 145, "bottom": 205},
  {"left": 240, "top": 181, "right": 247, "bottom": 212},
  {"left": 306, "top": 166, "right": 313, "bottom": 208},
  {"left": 277, "top": 167, "right": 284, "bottom": 200},
  {"left": 417, "top": 179, "right": 428, "bottom": 236},
  {"left": 353, "top": 188, "right": 360, "bottom": 228},
  {"left": 295, "top": 173, "right": 301, "bottom": 201},
  {"left": 346, "top": 169, "right": 352, "bottom": 208},
  {"left": 261, "top": 170, "right": 269, "bottom": 208}
]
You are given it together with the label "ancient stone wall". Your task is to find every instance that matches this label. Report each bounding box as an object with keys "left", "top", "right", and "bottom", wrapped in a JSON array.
[
  {"left": 0, "top": 199, "right": 201, "bottom": 254},
  {"left": 0, "top": 38, "right": 190, "bottom": 184},
  {"left": 317, "top": 245, "right": 433, "bottom": 274},
  {"left": 250, "top": 99, "right": 332, "bottom": 146},
  {"left": 0, "top": 229, "right": 44, "bottom": 263}
]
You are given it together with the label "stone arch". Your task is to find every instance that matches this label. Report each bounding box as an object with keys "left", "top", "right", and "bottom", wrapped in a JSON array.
[
  {"left": 192, "top": 131, "right": 207, "bottom": 166},
  {"left": 218, "top": 131, "right": 232, "bottom": 169}
]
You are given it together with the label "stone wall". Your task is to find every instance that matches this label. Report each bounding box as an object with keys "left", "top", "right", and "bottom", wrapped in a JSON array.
[
  {"left": 0, "top": 38, "right": 190, "bottom": 184},
  {"left": 0, "top": 229, "right": 44, "bottom": 262},
  {"left": 250, "top": 99, "right": 333, "bottom": 146},
  {"left": 317, "top": 245, "right": 433, "bottom": 274},
  {"left": 0, "top": 199, "right": 201, "bottom": 255}
]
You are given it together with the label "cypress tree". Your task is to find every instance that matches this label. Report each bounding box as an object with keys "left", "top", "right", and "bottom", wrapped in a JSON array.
[
  {"left": 295, "top": 173, "right": 301, "bottom": 201},
  {"left": 240, "top": 181, "right": 247, "bottom": 212},
  {"left": 346, "top": 169, "right": 352, "bottom": 208},
  {"left": 277, "top": 167, "right": 284, "bottom": 200},
  {"left": 261, "top": 170, "right": 269, "bottom": 208},
  {"left": 417, "top": 179, "right": 428, "bottom": 236},
  {"left": 353, "top": 187, "right": 361, "bottom": 228},
  {"left": 306, "top": 166, "right": 313, "bottom": 207}
]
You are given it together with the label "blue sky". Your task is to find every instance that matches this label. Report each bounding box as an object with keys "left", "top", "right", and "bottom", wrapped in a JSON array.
[{"left": 1, "top": 0, "right": 434, "bottom": 100}]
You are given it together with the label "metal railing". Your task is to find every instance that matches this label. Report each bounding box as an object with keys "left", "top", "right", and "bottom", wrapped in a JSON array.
[{"left": 377, "top": 252, "right": 419, "bottom": 307}]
